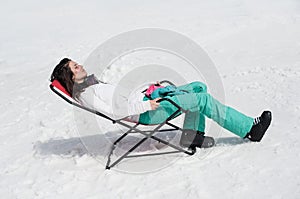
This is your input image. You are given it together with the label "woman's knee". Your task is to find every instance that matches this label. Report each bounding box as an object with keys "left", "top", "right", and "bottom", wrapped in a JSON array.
[{"left": 190, "top": 81, "right": 207, "bottom": 93}]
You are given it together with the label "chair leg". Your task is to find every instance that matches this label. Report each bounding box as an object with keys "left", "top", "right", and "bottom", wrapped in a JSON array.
[
  {"left": 106, "top": 123, "right": 140, "bottom": 169},
  {"left": 106, "top": 100, "right": 194, "bottom": 169},
  {"left": 105, "top": 121, "right": 196, "bottom": 170}
]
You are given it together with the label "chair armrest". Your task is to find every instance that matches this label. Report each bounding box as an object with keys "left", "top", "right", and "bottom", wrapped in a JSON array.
[{"left": 159, "top": 80, "right": 175, "bottom": 86}]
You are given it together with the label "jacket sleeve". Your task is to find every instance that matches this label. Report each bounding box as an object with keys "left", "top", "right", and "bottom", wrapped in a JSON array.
[
  {"left": 128, "top": 91, "right": 152, "bottom": 115},
  {"left": 79, "top": 83, "right": 152, "bottom": 116}
]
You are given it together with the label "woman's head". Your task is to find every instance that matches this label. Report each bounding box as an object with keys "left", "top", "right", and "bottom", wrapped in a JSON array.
[{"left": 50, "top": 58, "right": 87, "bottom": 96}]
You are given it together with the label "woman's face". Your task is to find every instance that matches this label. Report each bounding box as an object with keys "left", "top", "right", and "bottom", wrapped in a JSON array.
[{"left": 68, "top": 60, "right": 87, "bottom": 83}]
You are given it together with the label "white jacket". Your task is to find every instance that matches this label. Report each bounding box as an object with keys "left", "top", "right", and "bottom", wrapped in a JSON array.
[{"left": 78, "top": 83, "right": 152, "bottom": 122}]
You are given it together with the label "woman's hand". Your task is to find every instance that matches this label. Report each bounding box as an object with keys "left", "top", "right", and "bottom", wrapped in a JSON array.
[{"left": 150, "top": 98, "right": 161, "bottom": 110}]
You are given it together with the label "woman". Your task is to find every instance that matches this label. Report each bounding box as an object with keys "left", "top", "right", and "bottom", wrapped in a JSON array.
[{"left": 50, "top": 58, "right": 272, "bottom": 149}]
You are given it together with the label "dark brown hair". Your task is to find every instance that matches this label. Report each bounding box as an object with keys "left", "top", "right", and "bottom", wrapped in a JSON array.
[{"left": 50, "top": 58, "right": 74, "bottom": 96}]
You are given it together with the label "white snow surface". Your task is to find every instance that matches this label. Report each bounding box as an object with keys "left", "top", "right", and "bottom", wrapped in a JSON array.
[{"left": 1, "top": 0, "right": 300, "bottom": 198}]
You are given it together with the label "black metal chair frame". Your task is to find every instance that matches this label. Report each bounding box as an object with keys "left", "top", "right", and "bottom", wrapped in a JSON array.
[{"left": 50, "top": 80, "right": 196, "bottom": 170}]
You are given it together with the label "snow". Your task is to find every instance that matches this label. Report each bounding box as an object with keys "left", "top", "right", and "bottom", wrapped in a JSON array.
[{"left": 1, "top": 0, "right": 300, "bottom": 198}]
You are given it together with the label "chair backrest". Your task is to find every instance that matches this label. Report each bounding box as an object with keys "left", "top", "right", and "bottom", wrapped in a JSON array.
[
  {"left": 49, "top": 79, "right": 116, "bottom": 122},
  {"left": 50, "top": 79, "right": 79, "bottom": 106},
  {"left": 51, "top": 79, "right": 71, "bottom": 97}
]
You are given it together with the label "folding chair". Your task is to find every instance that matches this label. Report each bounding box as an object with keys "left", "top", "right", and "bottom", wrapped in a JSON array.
[{"left": 50, "top": 80, "right": 196, "bottom": 169}]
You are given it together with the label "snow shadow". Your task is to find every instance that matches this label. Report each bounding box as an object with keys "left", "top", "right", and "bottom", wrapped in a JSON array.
[
  {"left": 215, "top": 137, "right": 249, "bottom": 147},
  {"left": 34, "top": 130, "right": 247, "bottom": 159}
]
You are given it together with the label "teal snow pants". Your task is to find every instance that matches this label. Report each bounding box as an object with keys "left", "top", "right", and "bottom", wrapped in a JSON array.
[{"left": 138, "top": 82, "right": 254, "bottom": 138}]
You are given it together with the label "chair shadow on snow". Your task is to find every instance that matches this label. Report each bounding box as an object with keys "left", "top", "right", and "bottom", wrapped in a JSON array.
[
  {"left": 34, "top": 130, "right": 180, "bottom": 158},
  {"left": 34, "top": 130, "right": 248, "bottom": 158}
]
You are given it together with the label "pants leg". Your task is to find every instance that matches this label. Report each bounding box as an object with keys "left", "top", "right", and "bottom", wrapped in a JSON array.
[
  {"left": 177, "top": 81, "right": 207, "bottom": 132},
  {"left": 139, "top": 89, "right": 253, "bottom": 138},
  {"left": 182, "top": 111, "right": 205, "bottom": 132}
]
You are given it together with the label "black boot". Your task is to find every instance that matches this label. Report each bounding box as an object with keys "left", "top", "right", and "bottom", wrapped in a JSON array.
[
  {"left": 179, "top": 129, "right": 215, "bottom": 149},
  {"left": 245, "top": 111, "right": 272, "bottom": 142}
]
